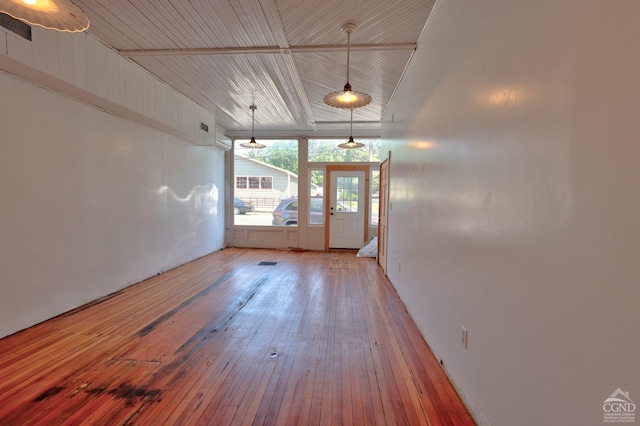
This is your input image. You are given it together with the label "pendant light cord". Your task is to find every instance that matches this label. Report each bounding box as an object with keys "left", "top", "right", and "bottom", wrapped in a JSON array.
[
  {"left": 346, "top": 30, "right": 351, "bottom": 85},
  {"left": 251, "top": 105, "right": 256, "bottom": 139},
  {"left": 350, "top": 109, "right": 353, "bottom": 137}
]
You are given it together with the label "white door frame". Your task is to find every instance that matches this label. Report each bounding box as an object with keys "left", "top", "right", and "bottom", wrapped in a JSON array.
[
  {"left": 329, "top": 170, "right": 366, "bottom": 249},
  {"left": 324, "top": 165, "right": 370, "bottom": 250}
]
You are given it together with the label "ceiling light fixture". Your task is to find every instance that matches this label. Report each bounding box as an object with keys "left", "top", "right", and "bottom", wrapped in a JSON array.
[
  {"left": 323, "top": 23, "right": 372, "bottom": 110},
  {"left": 0, "top": 0, "right": 90, "bottom": 32},
  {"left": 338, "top": 109, "right": 364, "bottom": 149},
  {"left": 239, "top": 105, "right": 266, "bottom": 149}
]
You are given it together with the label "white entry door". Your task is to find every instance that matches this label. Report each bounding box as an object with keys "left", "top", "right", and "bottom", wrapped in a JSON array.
[{"left": 329, "top": 170, "right": 366, "bottom": 249}]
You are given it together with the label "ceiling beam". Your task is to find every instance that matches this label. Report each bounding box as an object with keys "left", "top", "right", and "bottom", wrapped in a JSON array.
[
  {"left": 225, "top": 129, "right": 382, "bottom": 138},
  {"left": 258, "top": 0, "right": 316, "bottom": 131},
  {"left": 314, "top": 121, "right": 382, "bottom": 125},
  {"left": 119, "top": 43, "right": 417, "bottom": 57}
]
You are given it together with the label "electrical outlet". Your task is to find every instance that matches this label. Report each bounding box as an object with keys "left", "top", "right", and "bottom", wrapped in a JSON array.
[{"left": 461, "top": 326, "right": 468, "bottom": 349}]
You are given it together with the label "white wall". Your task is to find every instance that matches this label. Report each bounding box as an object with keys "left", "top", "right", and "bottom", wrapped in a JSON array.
[
  {"left": 0, "top": 26, "right": 225, "bottom": 339},
  {"left": 381, "top": 1, "right": 640, "bottom": 425},
  {"left": 0, "top": 70, "right": 224, "bottom": 338}
]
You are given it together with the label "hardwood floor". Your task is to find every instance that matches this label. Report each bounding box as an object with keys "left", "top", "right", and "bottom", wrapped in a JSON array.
[{"left": 0, "top": 248, "right": 475, "bottom": 425}]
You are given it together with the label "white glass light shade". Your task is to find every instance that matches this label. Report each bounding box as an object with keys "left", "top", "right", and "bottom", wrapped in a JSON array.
[
  {"left": 239, "top": 137, "right": 266, "bottom": 149},
  {"left": 0, "top": 0, "right": 90, "bottom": 32},
  {"left": 324, "top": 83, "right": 372, "bottom": 110},
  {"left": 338, "top": 136, "right": 365, "bottom": 149}
]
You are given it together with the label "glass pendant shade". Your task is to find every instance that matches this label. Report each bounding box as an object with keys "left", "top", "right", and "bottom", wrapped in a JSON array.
[
  {"left": 240, "top": 136, "right": 266, "bottom": 149},
  {"left": 324, "top": 83, "right": 372, "bottom": 110},
  {"left": 338, "top": 136, "right": 365, "bottom": 149},
  {"left": 323, "top": 23, "right": 372, "bottom": 110},
  {"left": 0, "top": 0, "right": 90, "bottom": 32}
]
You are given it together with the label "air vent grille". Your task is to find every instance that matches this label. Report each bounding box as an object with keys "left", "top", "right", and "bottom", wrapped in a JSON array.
[{"left": 0, "top": 13, "right": 31, "bottom": 41}]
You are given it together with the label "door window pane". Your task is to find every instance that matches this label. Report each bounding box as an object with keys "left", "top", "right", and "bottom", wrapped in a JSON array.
[{"left": 336, "top": 176, "right": 358, "bottom": 213}]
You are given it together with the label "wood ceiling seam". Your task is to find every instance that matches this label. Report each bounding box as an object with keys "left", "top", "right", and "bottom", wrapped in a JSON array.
[{"left": 118, "top": 43, "right": 417, "bottom": 57}]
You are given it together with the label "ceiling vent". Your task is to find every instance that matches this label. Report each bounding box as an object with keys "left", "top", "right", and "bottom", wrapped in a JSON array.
[{"left": 0, "top": 13, "right": 31, "bottom": 41}]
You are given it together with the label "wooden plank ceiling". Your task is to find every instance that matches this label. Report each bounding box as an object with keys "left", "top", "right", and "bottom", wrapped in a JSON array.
[{"left": 74, "top": 0, "right": 436, "bottom": 137}]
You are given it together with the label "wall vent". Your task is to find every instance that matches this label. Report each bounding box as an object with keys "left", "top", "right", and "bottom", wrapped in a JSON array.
[
  {"left": 200, "top": 122, "right": 209, "bottom": 133},
  {"left": 0, "top": 13, "right": 31, "bottom": 41}
]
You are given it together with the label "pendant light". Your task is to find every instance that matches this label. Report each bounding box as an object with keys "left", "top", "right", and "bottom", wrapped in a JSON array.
[
  {"left": 338, "top": 109, "right": 364, "bottom": 149},
  {"left": 0, "top": 0, "right": 90, "bottom": 32},
  {"left": 239, "top": 105, "right": 266, "bottom": 149},
  {"left": 323, "top": 23, "right": 372, "bottom": 110}
]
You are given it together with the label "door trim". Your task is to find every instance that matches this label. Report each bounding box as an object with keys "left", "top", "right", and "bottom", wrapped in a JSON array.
[
  {"left": 378, "top": 154, "right": 390, "bottom": 273},
  {"left": 325, "top": 165, "right": 370, "bottom": 251}
]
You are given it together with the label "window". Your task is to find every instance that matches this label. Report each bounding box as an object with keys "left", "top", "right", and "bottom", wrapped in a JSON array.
[
  {"left": 261, "top": 177, "right": 273, "bottom": 190},
  {"left": 371, "top": 170, "right": 380, "bottom": 226},
  {"left": 234, "top": 139, "right": 298, "bottom": 226},
  {"left": 309, "top": 139, "right": 380, "bottom": 162},
  {"left": 285, "top": 201, "right": 298, "bottom": 211},
  {"left": 310, "top": 198, "right": 323, "bottom": 213},
  {"left": 236, "top": 176, "right": 247, "bottom": 189},
  {"left": 235, "top": 176, "right": 273, "bottom": 190},
  {"left": 310, "top": 170, "right": 324, "bottom": 225},
  {"left": 248, "top": 177, "right": 260, "bottom": 189}
]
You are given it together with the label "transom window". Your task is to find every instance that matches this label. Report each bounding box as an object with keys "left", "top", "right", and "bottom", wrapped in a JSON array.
[{"left": 308, "top": 139, "right": 380, "bottom": 162}]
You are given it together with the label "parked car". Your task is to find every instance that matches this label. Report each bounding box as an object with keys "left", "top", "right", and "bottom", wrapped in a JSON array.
[
  {"left": 234, "top": 198, "right": 254, "bottom": 215},
  {"left": 272, "top": 197, "right": 352, "bottom": 226},
  {"left": 272, "top": 197, "right": 302, "bottom": 225}
]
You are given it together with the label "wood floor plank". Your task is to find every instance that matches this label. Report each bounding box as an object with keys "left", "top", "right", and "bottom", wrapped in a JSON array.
[{"left": 0, "top": 248, "right": 475, "bottom": 425}]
